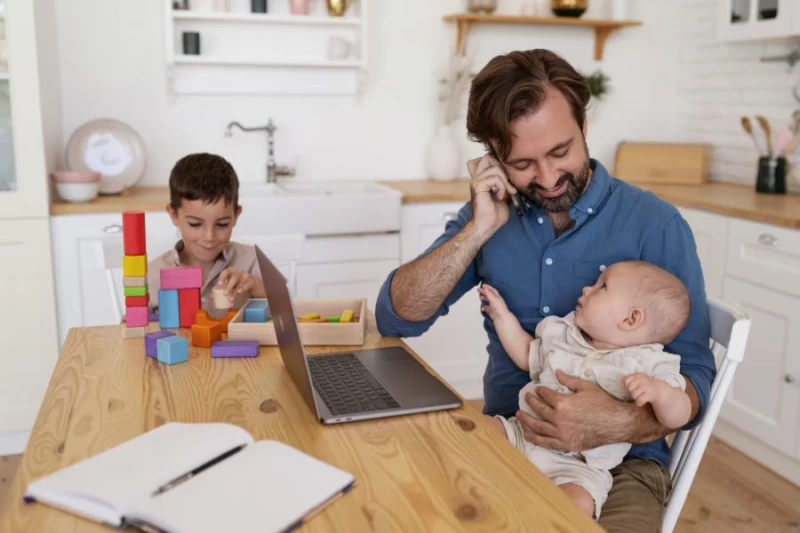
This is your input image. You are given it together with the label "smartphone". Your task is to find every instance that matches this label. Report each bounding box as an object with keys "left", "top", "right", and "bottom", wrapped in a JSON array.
[{"left": 486, "top": 148, "right": 528, "bottom": 217}]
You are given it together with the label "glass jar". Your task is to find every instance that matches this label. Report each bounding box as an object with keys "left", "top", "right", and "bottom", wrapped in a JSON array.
[
  {"left": 468, "top": 0, "right": 497, "bottom": 15},
  {"left": 551, "top": 0, "right": 588, "bottom": 17}
]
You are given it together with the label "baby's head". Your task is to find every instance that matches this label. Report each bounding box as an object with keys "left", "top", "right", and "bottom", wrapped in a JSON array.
[{"left": 573, "top": 261, "right": 691, "bottom": 349}]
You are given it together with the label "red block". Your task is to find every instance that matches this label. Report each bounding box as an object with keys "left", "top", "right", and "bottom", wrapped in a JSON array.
[
  {"left": 179, "top": 288, "right": 201, "bottom": 328},
  {"left": 126, "top": 295, "right": 150, "bottom": 307},
  {"left": 123, "top": 212, "right": 146, "bottom": 256}
]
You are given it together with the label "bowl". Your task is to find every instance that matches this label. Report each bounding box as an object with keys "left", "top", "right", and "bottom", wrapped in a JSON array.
[
  {"left": 55, "top": 182, "right": 99, "bottom": 203},
  {"left": 51, "top": 171, "right": 102, "bottom": 184}
]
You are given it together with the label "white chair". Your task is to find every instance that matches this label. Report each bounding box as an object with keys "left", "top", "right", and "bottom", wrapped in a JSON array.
[
  {"left": 229, "top": 234, "right": 306, "bottom": 295},
  {"left": 662, "top": 297, "right": 751, "bottom": 533}
]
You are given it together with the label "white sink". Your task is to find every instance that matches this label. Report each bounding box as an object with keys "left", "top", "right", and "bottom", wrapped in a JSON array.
[{"left": 237, "top": 180, "right": 402, "bottom": 237}]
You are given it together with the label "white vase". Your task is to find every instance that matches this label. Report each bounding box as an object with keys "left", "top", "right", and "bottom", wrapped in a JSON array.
[
  {"left": 610, "top": 0, "right": 629, "bottom": 20},
  {"left": 426, "top": 123, "right": 461, "bottom": 182}
]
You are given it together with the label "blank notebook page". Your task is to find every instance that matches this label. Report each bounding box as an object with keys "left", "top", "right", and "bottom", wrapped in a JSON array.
[{"left": 131, "top": 440, "right": 356, "bottom": 533}]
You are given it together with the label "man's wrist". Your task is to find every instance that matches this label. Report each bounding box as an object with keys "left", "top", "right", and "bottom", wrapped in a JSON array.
[{"left": 465, "top": 219, "right": 499, "bottom": 246}]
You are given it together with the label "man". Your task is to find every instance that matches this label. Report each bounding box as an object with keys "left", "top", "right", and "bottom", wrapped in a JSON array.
[{"left": 375, "top": 49, "right": 716, "bottom": 532}]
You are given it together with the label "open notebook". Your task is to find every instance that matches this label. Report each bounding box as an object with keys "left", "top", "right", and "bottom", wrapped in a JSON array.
[{"left": 24, "top": 423, "right": 356, "bottom": 533}]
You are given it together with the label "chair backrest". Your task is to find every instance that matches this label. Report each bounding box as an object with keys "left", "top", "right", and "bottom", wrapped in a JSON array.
[{"left": 662, "top": 297, "right": 751, "bottom": 533}]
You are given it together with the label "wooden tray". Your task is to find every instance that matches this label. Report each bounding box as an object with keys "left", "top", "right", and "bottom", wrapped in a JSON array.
[{"left": 227, "top": 298, "right": 367, "bottom": 346}]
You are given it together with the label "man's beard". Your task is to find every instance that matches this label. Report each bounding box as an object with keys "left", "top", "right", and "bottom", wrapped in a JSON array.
[{"left": 521, "top": 157, "right": 591, "bottom": 213}]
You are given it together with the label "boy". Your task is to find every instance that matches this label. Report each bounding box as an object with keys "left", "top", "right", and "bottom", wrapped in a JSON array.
[
  {"left": 478, "top": 260, "right": 692, "bottom": 520},
  {"left": 147, "top": 153, "right": 265, "bottom": 313}
]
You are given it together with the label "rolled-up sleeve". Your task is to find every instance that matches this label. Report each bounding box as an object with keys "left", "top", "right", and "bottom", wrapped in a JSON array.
[
  {"left": 641, "top": 212, "right": 717, "bottom": 430},
  {"left": 376, "top": 202, "right": 480, "bottom": 338}
]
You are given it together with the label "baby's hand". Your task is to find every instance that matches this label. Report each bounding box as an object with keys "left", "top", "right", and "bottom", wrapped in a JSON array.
[
  {"left": 623, "top": 373, "right": 668, "bottom": 407},
  {"left": 478, "top": 284, "right": 510, "bottom": 321},
  {"left": 217, "top": 268, "right": 256, "bottom": 301}
]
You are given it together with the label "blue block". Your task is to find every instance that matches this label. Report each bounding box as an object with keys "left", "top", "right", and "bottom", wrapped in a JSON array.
[
  {"left": 244, "top": 300, "right": 271, "bottom": 323},
  {"left": 145, "top": 330, "right": 176, "bottom": 358},
  {"left": 159, "top": 289, "right": 180, "bottom": 329},
  {"left": 157, "top": 336, "right": 189, "bottom": 365}
]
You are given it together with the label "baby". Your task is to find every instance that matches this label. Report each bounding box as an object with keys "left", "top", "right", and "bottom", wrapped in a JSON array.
[{"left": 478, "top": 260, "right": 692, "bottom": 520}]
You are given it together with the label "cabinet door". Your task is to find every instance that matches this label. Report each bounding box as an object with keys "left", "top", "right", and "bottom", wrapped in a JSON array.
[
  {"left": 296, "top": 260, "right": 399, "bottom": 313},
  {"left": 0, "top": 219, "right": 59, "bottom": 431},
  {"left": 400, "top": 203, "right": 487, "bottom": 400},
  {"left": 678, "top": 207, "right": 728, "bottom": 299},
  {"left": 718, "top": 0, "right": 800, "bottom": 41},
  {"left": 721, "top": 275, "right": 800, "bottom": 457}
]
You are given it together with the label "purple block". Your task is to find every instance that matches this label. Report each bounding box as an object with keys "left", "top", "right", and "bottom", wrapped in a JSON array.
[
  {"left": 211, "top": 340, "right": 259, "bottom": 358},
  {"left": 146, "top": 330, "right": 176, "bottom": 358}
]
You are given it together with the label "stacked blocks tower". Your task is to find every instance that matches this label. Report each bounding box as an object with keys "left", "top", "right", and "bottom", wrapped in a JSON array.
[
  {"left": 122, "top": 212, "right": 149, "bottom": 336},
  {"left": 159, "top": 266, "right": 202, "bottom": 330}
]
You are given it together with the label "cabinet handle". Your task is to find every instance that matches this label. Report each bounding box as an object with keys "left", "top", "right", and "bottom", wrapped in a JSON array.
[
  {"left": 758, "top": 233, "right": 778, "bottom": 247},
  {"left": 103, "top": 224, "right": 123, "bottom": 233},
  {"left": 786, "top": 374, "right": 796, "bottom": 384},
  {"left": 440, "top": 212, "right": 458, "bottom": 222}
]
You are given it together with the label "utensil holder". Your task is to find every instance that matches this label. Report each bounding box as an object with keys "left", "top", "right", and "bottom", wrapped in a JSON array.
[
  {"left": 756, "top": 155, "right": 787, "bottom": 194},
  {"left": 182, "top": 32, "right": 200, "bottom": 55}
]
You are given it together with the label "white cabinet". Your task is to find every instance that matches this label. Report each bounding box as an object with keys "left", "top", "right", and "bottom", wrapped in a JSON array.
[
  {"left": 678, "top": 207, "right": 729, "bottom": 299},
  {"left": 718, "top": 0, "right": 800, "bottom": 41},
  {"left": 0, "top": 219, "right": 59, "bottom": 432},
  {"left": 400, "top": 202, "right": 487, "bottom": 400},
  {"left": 720, "top": 275, "right": 800, "bottom": 457},
  {"left": 50, "top": 213, "right": 179, "bottom": 346}
]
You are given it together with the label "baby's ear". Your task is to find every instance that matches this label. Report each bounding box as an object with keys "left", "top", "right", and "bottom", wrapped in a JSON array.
[{"left": 620, "top": 307, "right": 645, "bottom": 331}]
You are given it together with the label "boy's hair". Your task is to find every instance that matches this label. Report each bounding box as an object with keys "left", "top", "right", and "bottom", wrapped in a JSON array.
[
  {"left": 466, "top": 48, "right": 590, "bottom": 161},
  {"left": 169, "top": 153, "right": 239, "bottom": 210},
  {"left": 627, "top": 261, "right": 692, "bottom": 345}
]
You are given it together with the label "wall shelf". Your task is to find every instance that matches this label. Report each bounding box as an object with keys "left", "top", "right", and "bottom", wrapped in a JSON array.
[
  {"left": 172, "top": 11, "right": 362, "bottom": 26},
  {"left": 442, "top": 13, "right": 643, "bottom": 61},
  {"left": 174, "top": 55, "right": 362, "bottom": 69}
]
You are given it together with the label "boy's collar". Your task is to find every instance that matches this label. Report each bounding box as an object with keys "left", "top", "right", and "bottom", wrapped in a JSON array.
[{"left": 169, "top": 240, "right": 233, "bottom": 267}]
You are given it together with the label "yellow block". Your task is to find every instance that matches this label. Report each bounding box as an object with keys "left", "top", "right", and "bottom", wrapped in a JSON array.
[
  {"left": 340, "top": 309, "right": 354, "bottom": 323},
  {"left": 299, "top": 313, "right": 321, "bottom": 321},
  {"left": 123, "top": 255, "right": 147, "bottom": 277}
]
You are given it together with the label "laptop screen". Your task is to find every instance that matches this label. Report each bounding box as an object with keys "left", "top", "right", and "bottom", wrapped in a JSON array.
[{"left": 253, "top": 245, "right": 319, "bottom": 416}]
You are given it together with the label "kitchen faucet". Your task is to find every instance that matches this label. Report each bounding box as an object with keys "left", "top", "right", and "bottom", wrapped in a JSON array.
[{"left": 224, "top": 118, "right": 296, "bottom": 183}]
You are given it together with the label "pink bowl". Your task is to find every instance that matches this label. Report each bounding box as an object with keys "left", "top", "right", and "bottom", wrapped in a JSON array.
[{"left": 51, "top": 171, "right": 102, "bottom": 184}]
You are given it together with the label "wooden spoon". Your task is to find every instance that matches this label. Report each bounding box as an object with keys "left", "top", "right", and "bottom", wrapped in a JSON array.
[
  {"left": 741, "top": 117, "right": 765, "bottom": 156},
  {"left": 756, "top": 115, "right": 774, "bottom": 156}
]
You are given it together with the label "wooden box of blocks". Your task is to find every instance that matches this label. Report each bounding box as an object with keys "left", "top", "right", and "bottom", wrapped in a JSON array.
[{"left": 227, "top": 298, "right": 367, "bottom": 346}]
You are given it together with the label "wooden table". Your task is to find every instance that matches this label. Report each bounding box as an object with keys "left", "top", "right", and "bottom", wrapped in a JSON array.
[{"left": 0, "top": 317, "right": 601, "bottom": 532}]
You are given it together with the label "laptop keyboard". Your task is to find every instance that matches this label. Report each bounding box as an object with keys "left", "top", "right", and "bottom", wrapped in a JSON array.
[{"left": 307, "top": 353, "right": 401, "bottom": 415}]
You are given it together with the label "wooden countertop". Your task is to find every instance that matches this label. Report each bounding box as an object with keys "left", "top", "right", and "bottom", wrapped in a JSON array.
[
  {"left": 0, "top": 316, "right": 600, "bottom": 533},
  {"left": 50, "top": 180, "right": 800, "bottom": 230}
]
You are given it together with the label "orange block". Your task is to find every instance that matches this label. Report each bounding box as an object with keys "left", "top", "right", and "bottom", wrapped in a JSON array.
[
  {"left": 191, "top": 321, "right": 223, "bottom": 348},
  {"left": 195, "top": 310, "right": 211, "bottom": 325},
  {"left": 220, "top": 309, "right": 237, "bottom": 333}
]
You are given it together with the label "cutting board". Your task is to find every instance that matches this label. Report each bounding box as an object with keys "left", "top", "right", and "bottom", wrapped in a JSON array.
[{"left": 613, "top": 142, "right": 711, "bottom": 185}]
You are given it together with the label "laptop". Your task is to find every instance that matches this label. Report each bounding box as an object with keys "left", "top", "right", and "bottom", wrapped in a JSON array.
[{"left": 254, "top": 245, "right": 463, "bottom": 424}]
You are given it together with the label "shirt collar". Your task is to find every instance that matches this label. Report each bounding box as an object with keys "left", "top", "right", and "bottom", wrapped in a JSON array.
[
  {"left": 570, "top": 158, "right": 612, "bottom": 216},
  {"left": 168, "top": 240, "right": 234, "bottom": 267}
]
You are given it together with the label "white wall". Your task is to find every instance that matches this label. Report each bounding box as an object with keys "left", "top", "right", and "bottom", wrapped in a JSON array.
[
  {"left": 679, "top": 0, "right": 800, "bottom": 191},
  {"left": 55, "top": 0, "right": 681, "bottom": 186}
]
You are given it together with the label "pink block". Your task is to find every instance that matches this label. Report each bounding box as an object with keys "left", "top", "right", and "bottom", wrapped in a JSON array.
[
  {"left": 126, "top": 306, "right": 150, "bottom": 327},
  {"left": 160, "top": 267, "right": 203, "bottom": 290}
]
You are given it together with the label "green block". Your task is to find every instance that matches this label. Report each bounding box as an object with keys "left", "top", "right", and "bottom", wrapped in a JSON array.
[
  {"left": 124, "top": 285, "right": 148, "bottom": 297},
  {"left": 324, "top": 315, "right": 340, "bottom": 323}
]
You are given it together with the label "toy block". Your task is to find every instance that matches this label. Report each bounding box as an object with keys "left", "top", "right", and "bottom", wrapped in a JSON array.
[
  {"left": 124, "top": 285, "right": 148, "bottom": 297},
  {"left": 220, "top": 309, "right": 237, "bottom": 333},
  {"left": 211, "top": 340, "right": 259, "bottom": 358},
  {"left": 145, "top": 330, "right": 176, "bottom": 358},
  {"left": 211, "top": 286, "right": 233, "bottom": 310},
  {"left": 244, "top": 300, "right": 270, "bottom": 323},
  {"left": 191, "top": 321, "right": 224, "bottom": 348},
  {"left": 150, "top": 311, "right": 159, "bottom": 323},
  {"left": 123, "top": 255, "right": 147, "bottom": 277},
  {"left": 179, "top": 288, "right": 201, "bottom": 328},
  {"left": 299, "top": 313, "right": 321, "bottom": 321},
  {"left": 195, "top": 309, "right": 211, "bottom": 325},
  {"left": 160, "top": 267, "right": 203, "bottom": 290},
  {"left": 159, "top": 289, "right": 180, "bottom": 329},
  {"left": 324, "top": 315, "right": 341, "bottom": 323},
  {"left": 126, "top": 295, "right": 149, "bottom": 307},
  {"left": 339, "top": 309, "right": 354, "bottom": 323},
  {"left": 126, "top": 306, "right": 149, "bottom": 327},
  {"left": 123, "top": 326, "right": 145, "bottom": 338},
  {"left": 123, "top": 277, "right": 147, "bottom": 287},
  {"left": 122, "top": 212, "right": 146, "bottom": 256},
  {"left": 157, "top": 335, "right": 189, "bottom": 365}
]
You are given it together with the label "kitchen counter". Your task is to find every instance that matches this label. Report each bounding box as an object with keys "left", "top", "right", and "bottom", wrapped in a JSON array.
[{"left": 51, "top": 180, "right": 800, "bottom": 230}]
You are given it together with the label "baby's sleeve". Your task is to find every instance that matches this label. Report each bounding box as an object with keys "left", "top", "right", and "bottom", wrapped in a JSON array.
[
  {"left": 527, "top": 338, "right": 544, "bottom": 379},
  {"left": 649, "top": 351, "right": 687, "bottom": 391}
]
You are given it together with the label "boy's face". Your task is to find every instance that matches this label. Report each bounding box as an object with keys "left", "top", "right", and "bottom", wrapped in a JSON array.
[
  {"left": 574, "top": 264, "right": 638, "bottom": 344},
  {"left": 167, "top": 198, "right": 241, "bottom": 264}
]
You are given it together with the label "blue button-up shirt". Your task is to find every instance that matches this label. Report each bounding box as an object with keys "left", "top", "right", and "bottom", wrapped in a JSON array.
[{"left": 375, "top": 159, "right": 716, "bottom": 469}]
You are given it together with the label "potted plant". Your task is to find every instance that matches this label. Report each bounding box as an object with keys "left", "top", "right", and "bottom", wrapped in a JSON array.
[{"left": 582, "top": 70, "right": 610, "bottom": 123}]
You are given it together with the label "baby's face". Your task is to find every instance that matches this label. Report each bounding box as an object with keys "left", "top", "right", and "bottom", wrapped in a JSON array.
[{"left": 574, "top": 264, "right": 636, "bottom": 345}]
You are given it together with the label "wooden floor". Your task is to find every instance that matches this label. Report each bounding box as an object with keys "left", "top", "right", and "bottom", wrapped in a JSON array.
[{"left": 2, "top": 431, "right": 799, "bottom": 532}]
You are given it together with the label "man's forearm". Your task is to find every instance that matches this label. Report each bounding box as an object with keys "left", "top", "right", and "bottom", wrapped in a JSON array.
[{"left": 391, "top": 221, "right": 489, "bottom": 322}]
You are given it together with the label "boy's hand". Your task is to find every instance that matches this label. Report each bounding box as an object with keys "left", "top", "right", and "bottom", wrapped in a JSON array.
[
  {"left": 623, "top": 373, "right": 667, "bottom": 407},
  {"left": 478, "top": 284, "right": 510, "bottom": 321},
  {"left": 217, "top": 268, "right": 256, "bottom": 301}
]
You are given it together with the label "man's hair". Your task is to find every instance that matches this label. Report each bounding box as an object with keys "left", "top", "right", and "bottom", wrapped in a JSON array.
[
  {"left": 169, "top": 153, "right": 239, "bottom": 210},
  {"left": 466, "top": 49, "right": 590, "bottom": 161},
  {"left": 627, "top": 261, "right": 692, "bottom": 345}
]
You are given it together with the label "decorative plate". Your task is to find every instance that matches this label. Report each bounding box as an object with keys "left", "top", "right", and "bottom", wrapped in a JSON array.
[{"left": 65, "top": 118, "right": 147, "bottom": 195}]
